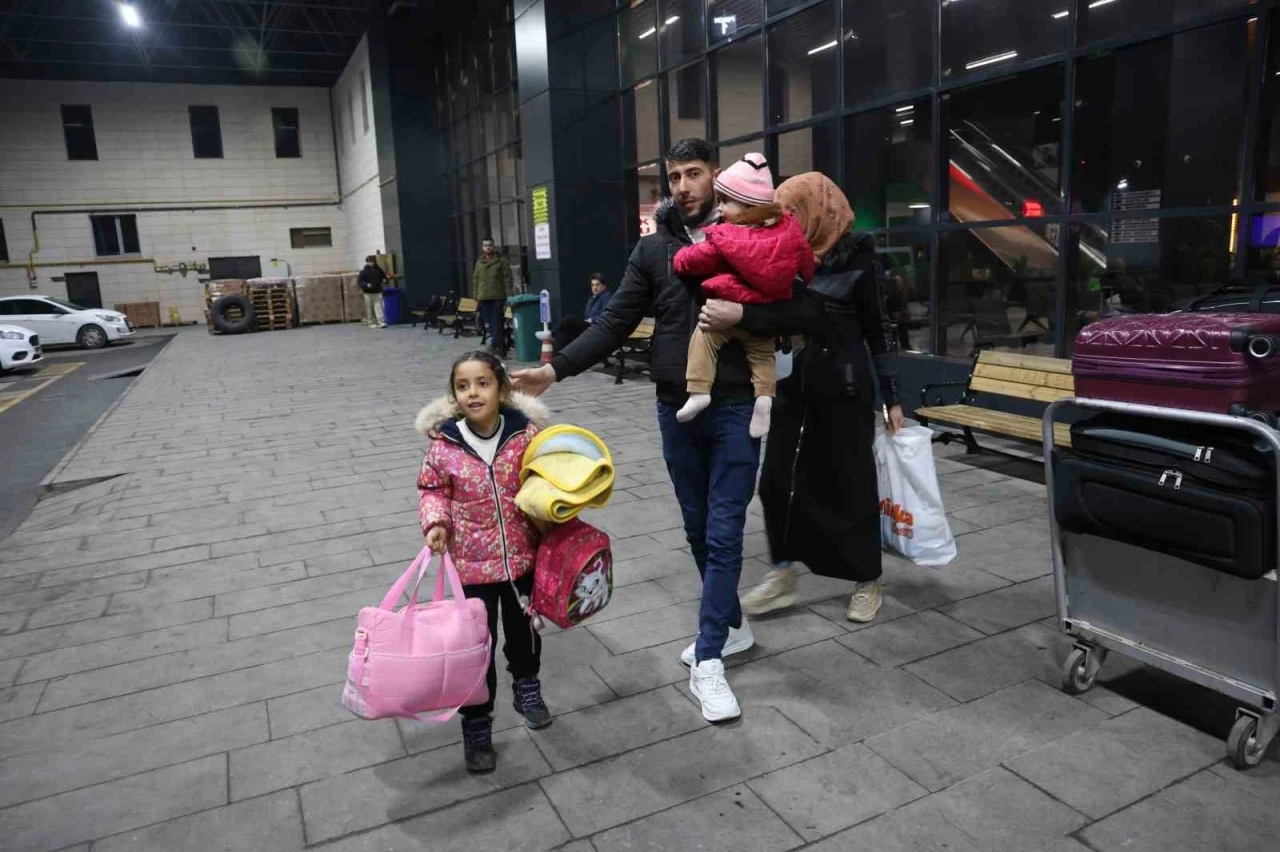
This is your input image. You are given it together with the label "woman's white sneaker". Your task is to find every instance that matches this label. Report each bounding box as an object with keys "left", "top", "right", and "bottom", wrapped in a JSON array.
[
  {"left": 846, "top": 580, "right": 884, "bottom": 623},
  {"left": 680, "top": 618, "right": 755, "bottom": 667},
  {"left": 689, "top": 659, "right": 741, "bottom": 722},
  {"left": 740, "top": 568, "right": 797, "bottom": 616}
]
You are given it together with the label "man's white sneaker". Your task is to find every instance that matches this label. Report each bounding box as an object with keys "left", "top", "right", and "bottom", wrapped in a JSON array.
[
  {"left": 689, "top": 659, "right": 741, "bottom": 722},
  {"left": 680, "top": 618, "right": 755, "bottom": 667}
]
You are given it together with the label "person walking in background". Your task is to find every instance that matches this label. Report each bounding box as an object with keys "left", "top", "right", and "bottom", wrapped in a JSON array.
[
  {"left": 473, "top": 238, "right": 512, "bottom": 357},
  {"left": 699, "top": 173, "right": 904, "bottom": 623},
  {"left": 584, "top": 273, "right": 612, "bottom": 324},
  {"left": 357, "top": 254, "right": 387, "bottom": 328}
]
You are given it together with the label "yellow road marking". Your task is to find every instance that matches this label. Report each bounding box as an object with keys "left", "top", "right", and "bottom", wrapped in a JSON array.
[{"left": 0, "top": 362, "right": 83, "bottom": 415}]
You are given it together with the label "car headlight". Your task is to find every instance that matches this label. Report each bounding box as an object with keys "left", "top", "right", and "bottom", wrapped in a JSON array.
[
  {"left": 0, "top": 331, "right": 23, "bottom": 340},
  {"left": 96, "top": 313, "right": 126, "bottom": 323}
]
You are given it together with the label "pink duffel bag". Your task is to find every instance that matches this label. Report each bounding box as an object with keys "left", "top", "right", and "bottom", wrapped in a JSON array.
[
  {"left": 341, "top": 547, "right": 491, "bottom": 723},
  {"left": 531, "top": 519, "right": 613, "bottom": 629}
]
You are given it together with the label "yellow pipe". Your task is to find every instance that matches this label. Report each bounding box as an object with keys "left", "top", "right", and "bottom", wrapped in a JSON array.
[
  {"left": 3, "top": 257, "right": 158, "bottom": 270},
  {"left": 0, "top": 196, "right": 337, "bottom": 210}
]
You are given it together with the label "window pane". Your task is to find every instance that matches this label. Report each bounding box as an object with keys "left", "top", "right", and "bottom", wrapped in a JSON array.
[
  {"left": 490, "top": 206, "right": 503, "bottom": 251},
  {"left": 714, "top": 35, "right": 763, "bottom": 140},
  {"left": 289, "top": 227, "right": 333, "bottom": 248},
  {"left": 660, "top": 0, "right": 705, "bottom": 69},
  {"left": 189, "top": 106, "right": 223, "bottom": 159},
  {"left": 482, "top": 105, "right": 497, "bottom": 155},
  {"left": 624, "top": 80, "right": 661, "bottom": 164},
  {"left": 1076, "top": 20, "right": 1249, "bottom": 212},
  {"left": 61, "top": 105, "right": 97, "bottom": 161},
  {"left": 945, "top": 65, "right": 1065, "bottom": 222},
  {"left": 0, "top": 219, "right": 8, "bottom": 264},
  {"left": 1081, "top": 0, "right": 1247, "bottom": 46},
  {"left": 90, "top": 216, "right": 119, "bottom": 256},
  {"left": 272, "top": 107, "right": 301, "bottom": 158},
  {"left": 767, "top": 0, "right": 808, "bottom": 15},
  {"left": 668, "top": 62, "right": 708, "bottom": 143},
  {"left": 119, "top": 216, "right": 140, "bottom": 255},
  {"left": 621, "top": 0, "right": 658, "bottom": 86},
  {"left": 496, "top": 90, "right": 515, "bottom": 148},
  {"left": 1064, "top": 216, "right": 1237, "bottom": 350},
  {"left": 502, "top": 201, "right": 521, "bottom": 251},
  {"left": 844, "top": 98, "right": 933, "bottom": 229},
  {"left": 842, "top": 0, "right": 933, "bottom": 105},
  {"left": 878, "top": 234, "right": 933, "bottom": 354},
  {"left": 718, "top": 139, "right": 762, "bottom": 170},
  {"left": 709, "top": 0, "right": 762, "bottom": 46},
  {"left": 1253, "top": 13, "right": 1280, "bottom": 202},
  {"left": 767, "top": 1, "right": 837, "bottom": 127},
  {"left": 628, "top": 163, "right": 664, "bottom": 240},
  {"left": 941, "top": 226, "right": 1058, "bottom": 358},
  {"left": 486, "top": 154, "right": 500, "bottom": 206},
  {"left": 942, "top": 0, "right": 1064, "bottom": 81},
  {"left": 776, "top": 121, "right": 837, "bottom": 183},
  {"left": 498, "top": 145, "right": 518, "bottom": 199}
]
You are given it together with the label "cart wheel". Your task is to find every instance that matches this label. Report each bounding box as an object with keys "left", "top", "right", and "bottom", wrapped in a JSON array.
[
  {"left": 1228, "top": 715, "right": 1266, "bottom": 769},
  {"left": 1060, "top": 648, "right": 1097, "bottom": 695}
]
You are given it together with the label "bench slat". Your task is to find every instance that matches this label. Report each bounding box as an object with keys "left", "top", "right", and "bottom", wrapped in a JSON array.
[
  {"left": 977, "top": 350, "right": 1074, "bottom": 375},
  {"left": 457, "top": 298, "right": 478, "bottom": 312},
  {"left": 973, "top": 364, "right": 1075, "bottom": 392},
  {"left": 969, "top": 375, "right": 1075, "bottom": 403},
  {"left": 917, "top": 404, "right": 1072, "bottom": 447}
]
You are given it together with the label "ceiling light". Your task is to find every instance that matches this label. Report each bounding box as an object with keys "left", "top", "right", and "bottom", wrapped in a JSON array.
[
  {"left": 909, "top": 203, "right": 930, "bottom": 209},
  {"left": 1117, "top": 179, "right": 1129, "bottom": 190},
  {"left": 1052, "top": 116, "right": 1062, "bottom": 122},
  {"left": 807, "top": 40, "right": 838, "bottom": 56},
  {"left": 965, "top": 50, "right": 1017, "bottom": 70},
  {"left": 1052, "top": 10, "right": 1069, "bottom": 19},
  {"left": 1088, "top": 0, "right": 1117, "bottom": 7},
  {"left": 665, "top": 16, "right": 680, "bottom": 25},
  {"left": 639, "top": 27, "right": 657, "bottom": 39},
  {"left": 118, "top": 3, "right": 142, "bottom": 28},
  {"left": 900, "top": 119, "right": 914, "bottom": 126},
  {"left": 895, "top": 105, "right": 914, "bottom": 114}
]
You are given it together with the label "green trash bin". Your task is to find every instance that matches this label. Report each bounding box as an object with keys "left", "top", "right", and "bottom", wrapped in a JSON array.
[{"left": 507, "top": 294, "right": 543, "bottom": 362}]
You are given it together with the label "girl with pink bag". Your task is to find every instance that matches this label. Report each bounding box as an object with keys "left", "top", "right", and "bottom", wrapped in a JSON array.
[{"left": 415, "top": 350, "right": 553, "bottom": 774}]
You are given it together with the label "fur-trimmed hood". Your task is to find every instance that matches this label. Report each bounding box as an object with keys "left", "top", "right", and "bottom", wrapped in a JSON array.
[{"left": 414, "top": 391, "right": 551, "bottom": 436}]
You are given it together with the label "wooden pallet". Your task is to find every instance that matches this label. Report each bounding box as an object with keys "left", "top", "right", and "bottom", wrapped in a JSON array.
[
  {"left": 114, "top": 301, "right": 162, "bottom": 329},
  {"left": 248, "top": 286, "right": 294, "bottom": 332}
]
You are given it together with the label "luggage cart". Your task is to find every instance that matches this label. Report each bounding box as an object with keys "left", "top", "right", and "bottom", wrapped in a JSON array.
[{"left": 1043, "top": 397, "right": 1280, "bottom": 769}]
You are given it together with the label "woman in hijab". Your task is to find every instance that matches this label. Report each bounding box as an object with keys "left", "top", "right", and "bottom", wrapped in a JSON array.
[{"left": 700, "top": 173, "right": 904, "bottom": 623}]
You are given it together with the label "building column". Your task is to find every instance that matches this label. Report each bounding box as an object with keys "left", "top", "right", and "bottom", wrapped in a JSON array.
[{"left": 514, "top": 0, "right": 625, "bottom": 320}]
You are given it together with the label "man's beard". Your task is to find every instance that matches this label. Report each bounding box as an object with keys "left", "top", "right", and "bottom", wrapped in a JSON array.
[{"left": 677, "top": 197, "right": 716, "bottom": 228}]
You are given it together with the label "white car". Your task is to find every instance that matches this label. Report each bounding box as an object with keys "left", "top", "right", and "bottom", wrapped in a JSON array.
[
  {"left": 0, "top": 323, "right": 43, "bottom": 373},
  {"left": 0, "top": 296, "right": 133, "bottom": 349}
]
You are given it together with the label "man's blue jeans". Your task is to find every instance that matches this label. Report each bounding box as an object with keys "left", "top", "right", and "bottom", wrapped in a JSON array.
[
  {"left": 479, "top": 299, "right": 505, "bottom": 352},
  {"left": 657, "top": 399, "right": 761, "bottom": 663}
]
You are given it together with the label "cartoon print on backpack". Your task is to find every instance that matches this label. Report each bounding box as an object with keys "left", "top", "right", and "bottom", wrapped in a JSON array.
[{"left": 570, "top": 551, "right": 613, "bottom": 622}]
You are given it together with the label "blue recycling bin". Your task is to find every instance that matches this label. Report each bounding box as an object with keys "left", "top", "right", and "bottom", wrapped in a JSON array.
[
  {"left": 381, "top": 287, "right": 403, "bottom": 325},
  {"left": 507, "top": 293, "right": 543, "bottom": 362}
]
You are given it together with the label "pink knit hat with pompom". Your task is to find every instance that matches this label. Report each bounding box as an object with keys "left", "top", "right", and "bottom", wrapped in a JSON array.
[{"left": 714, "top": 153, "right": 775, "bottom": 206}]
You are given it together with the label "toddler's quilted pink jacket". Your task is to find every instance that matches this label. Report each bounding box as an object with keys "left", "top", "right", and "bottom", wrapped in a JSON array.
[{"left": 415, "top": 393, "right": 548, "bottom": 586}]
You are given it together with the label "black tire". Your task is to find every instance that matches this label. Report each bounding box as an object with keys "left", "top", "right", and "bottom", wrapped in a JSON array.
[
  {"left": 211, "top": 295, "right": 256, "bottom": 334},
  {"left": 76, "top": 324, "right": 109, "bottom": 350}
]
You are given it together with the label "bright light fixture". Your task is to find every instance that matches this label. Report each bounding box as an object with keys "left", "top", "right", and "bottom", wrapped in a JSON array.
[
  {"left": 118, "top": 3, "right": 142, "bottom": 28},
  {"left": 807, "top": 40, "right": 838, "bottom": 56},
  {"left": 1088, "top": 0, "right": 1117, "bottom": 7},
  {"left": 909, "top": 203, "right": 930, "bottom": 209},
  {"left": 1117, "top": 179, "right": 1129, "bottom": 190},
  {"left": 965, "top": 50, "right": 1017, "bottom": 70},
  {"left": 900, "top": 119, "right": 914, "bottom": 126},
  {"left": 895, "top": 105, "right": 914, "bottom": 114},
  {"left": 1052, "top": 10, "right": 1069, "bottom": 19},
  {"left": 639, "top": 27, "right": 657, "bottom": 39},
  {"left": 665, "top": 16, "right": 680, "bottom": 25}
]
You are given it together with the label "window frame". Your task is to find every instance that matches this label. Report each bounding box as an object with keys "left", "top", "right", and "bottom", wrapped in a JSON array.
[
  {"left": 272, "top": 107, "right": 302, "bottom": 159},
  {"left": 0, "top": 218, "right": 7, "bottom": 264},
  {"left": 90, "top": 215, "right": 141, "bottom": 257},
  {"left": 61, "top": 104, "right": 98, "bottom": 161},
  {"left": 289, "top": 227, "right": 334, "bottom": 249},
  {"left": 188, "top": 105, "right": 224, "bottom": 159}
]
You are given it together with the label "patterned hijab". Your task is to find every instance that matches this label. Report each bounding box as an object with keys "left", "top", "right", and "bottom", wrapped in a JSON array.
[{"left": 774, "top": 172, "right": 854, "bottom": 263}]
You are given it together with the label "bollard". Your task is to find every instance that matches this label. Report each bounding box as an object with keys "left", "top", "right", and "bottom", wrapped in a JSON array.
[{"left": 536, "top": 328, "right": 554, "bottom": 363}]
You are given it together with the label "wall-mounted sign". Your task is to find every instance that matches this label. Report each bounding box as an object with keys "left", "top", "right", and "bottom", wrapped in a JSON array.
[{"left": 532, "top": 185, "right": 551, "bottom": 259}]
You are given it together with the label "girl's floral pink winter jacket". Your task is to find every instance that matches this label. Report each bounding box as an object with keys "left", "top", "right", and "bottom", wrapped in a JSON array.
[{"left": 415, "top": 393, "right": 548, "bottom": 586}]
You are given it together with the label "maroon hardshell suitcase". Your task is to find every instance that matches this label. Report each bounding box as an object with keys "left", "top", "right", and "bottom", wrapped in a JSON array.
[{"left": 1072, "top": 312, "right": 1280, "bottom": 422}]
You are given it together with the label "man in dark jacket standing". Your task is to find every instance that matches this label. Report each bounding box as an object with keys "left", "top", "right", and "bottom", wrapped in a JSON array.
[
  {"left": 513, "top": 139, "right": 771, "bottom": 724},
  {"left": 473, "top": 238, "right": 512, "bottom": 355},
  {"left": 357, "top": 254, "right": 387, "bottom": 328}
]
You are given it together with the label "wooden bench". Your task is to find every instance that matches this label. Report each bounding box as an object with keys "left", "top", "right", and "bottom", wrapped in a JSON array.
[
  {"left": 438, "top": 297, "right": 481, "bottom": 339},
  {"left": 916, "top": 350, "right": 1074, "bottom": 453},
  {"left": 479, "top": 305, "right": 514, "bottom": 353},
  {"left": 613, "top": 318, "right": 655, "bottom": 384}
]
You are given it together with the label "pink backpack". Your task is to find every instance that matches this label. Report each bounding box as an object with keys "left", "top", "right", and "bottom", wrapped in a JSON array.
[
  {"left": 531, "top": 519, "right": 613, "bottom": 629},
  {"left": 341, "top": 548, "right": 491, "bottom": 723}
]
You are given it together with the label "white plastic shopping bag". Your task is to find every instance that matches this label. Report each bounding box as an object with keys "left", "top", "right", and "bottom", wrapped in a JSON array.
[{"left": 874, "top": 421, "right": 957, "bottom": 566}]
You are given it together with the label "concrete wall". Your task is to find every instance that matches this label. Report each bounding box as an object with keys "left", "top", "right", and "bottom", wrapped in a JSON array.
[
  {"left": 0, "top": 79, "right": 348, "bottom": 323},
  {"left": 333, "top": 35, "right": 387, "bottom": 270}
]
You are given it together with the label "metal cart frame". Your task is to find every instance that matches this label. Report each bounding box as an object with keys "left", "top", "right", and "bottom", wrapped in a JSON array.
[{"left": 1043, "top": 397, "right": 1280, "bottom": 769}]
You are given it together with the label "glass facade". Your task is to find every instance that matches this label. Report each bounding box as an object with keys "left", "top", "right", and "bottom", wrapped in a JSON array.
[
  {"left": 434, "top": 0, "right": 526, "bottom": 297},
  {"left": 606, "top": 0, "right": 1268, "bottom": 358}
]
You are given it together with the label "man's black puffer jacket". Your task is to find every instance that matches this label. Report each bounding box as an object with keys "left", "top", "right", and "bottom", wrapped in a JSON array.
[{"left": 550, "top": 198, "right": 755, "bottom": 405}]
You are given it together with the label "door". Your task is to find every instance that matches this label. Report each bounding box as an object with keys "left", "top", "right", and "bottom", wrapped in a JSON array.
[
  {"left": 207, "top": 256, "right": 262, "bottom": 280},
  {"left": 65, "top": 272, "right": 103, "bottom": 310},
  {"left": 4, "top": 299, "right": 68, "bottom": 343}
]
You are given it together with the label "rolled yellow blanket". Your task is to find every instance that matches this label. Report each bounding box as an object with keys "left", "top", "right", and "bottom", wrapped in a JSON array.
[{"left": 517, "top": 425, "right": 614, "bottom": 523}]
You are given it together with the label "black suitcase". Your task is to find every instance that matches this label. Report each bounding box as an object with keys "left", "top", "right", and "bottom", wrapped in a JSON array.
[{"left": 1054, "top": 415, "right": 1276, "bottom": 580}]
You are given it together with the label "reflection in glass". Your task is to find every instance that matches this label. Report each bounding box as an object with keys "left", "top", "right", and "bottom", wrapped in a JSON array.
[
  {"left": 844, "top": 98, "right": 932, "bottom": 229},
  {"left": 842, "top": 0, "right": 933, "bottom": 105},
  {"left": 1076, "top": 19, "right": 1249, "bottom": 212},
  {"left": 625, "top": 80, "right": 662, "bottom": 165},
  {"left": 714, "top": 35, "right": 764, "bottom": 140},
  {"left": 878, "top": 234, "right": 933, "bottom": 353},
  {"left": 945, "top": 66, "right": 1065, "bottom": 222},
  {"left": 1081, "top": 0, "right": 1244, "bottom": 45},
  {"left": 767, "top": 0, "right": 809, "bottom": 14},
  {"left": 1064, "top": 216, "right": 1238, "bottom": 351},
  {"left": 941, "top": 226, "right": 1058, "bottom": 358},
  {"left": 502, "top": 202, "right": 521, "bottom": 251},
  {"left": 490, "top": 206, "right": 503, "bottom": 250},
  {"left": 767, "top": 1, "right": 838, "bottom": 126},
  {"left": 668, "top": 62, "right": 708, "bottom": 143},
  {"left": 718, "top": 140, "right": 761, "bottom": 172},
  {"left": 620, "top": 0, "right": 658, "bottom": 85},
  {"left": 660, "top": 0, "right": 705, "bottom": 69},
  {"left": 941, "top": 0, "right": 1065, "bottom": 80},
  {"left": 777, "top": 122, "right": 837, "bottom": 184},
  {"left": 498, "top": 145, "right": 517, "bottom": 199},
  {"left": 634, "top": 163, "right": 664, "bottom": 238},
  {"left": 709, "top": 0, "right": 762, "bottom": 45},
  {"left": 1254, "top": 13, "right": 1280, "bottom": 203}
]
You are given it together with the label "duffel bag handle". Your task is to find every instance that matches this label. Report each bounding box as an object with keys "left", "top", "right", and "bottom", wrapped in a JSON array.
[{"left": 380, "top": 548, "right": 467, "bottom": 611}]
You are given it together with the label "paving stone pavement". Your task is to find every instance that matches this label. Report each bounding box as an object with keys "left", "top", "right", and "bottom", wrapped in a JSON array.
[{"left": 0, "top": 324, "right": 1274, "bottom": 851}]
